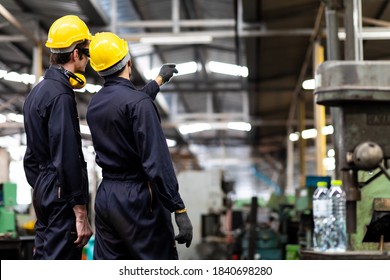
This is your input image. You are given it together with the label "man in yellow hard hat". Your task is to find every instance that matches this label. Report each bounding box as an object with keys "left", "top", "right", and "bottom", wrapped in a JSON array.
[
  {"left": 87, "top": 32, "right": 192, "bottom": 259},
  {"left": 23, "top": 15, "right": 93, "bottom": 259}
]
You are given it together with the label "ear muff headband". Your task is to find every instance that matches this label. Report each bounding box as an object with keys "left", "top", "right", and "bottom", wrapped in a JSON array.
[{"left": 51, "top": 65, "right": 86, "bottom": 89}]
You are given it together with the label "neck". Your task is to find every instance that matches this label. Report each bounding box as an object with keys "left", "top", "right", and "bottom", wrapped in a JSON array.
[
  {"left": 57, "top": 63, "right": 76, "bottom": 74},
  {"left": 118, "top": 65, "right": 131, "bottom": 80}
]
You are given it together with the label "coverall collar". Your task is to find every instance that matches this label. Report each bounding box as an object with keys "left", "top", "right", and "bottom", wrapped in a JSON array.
[
  {"left": 103, "top": 76, "right": 136, "bottom": 90},
  {"left": 45, "top": 66, "right": 74, "bottom": 91}
]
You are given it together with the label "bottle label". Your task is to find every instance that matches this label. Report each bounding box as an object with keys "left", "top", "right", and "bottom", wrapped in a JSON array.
[{"left": 313, "top": 200, "right": 330, "bottom": 216}]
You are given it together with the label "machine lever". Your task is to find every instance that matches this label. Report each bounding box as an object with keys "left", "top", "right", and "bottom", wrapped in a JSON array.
[{"left": 378, "top": 164, "right": 390, "bottom": 182}]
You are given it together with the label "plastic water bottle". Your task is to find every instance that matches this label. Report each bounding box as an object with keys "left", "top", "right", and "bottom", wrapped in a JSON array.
[
  {"left": 312, "top": 181, "right": 330, "bottom": 251},
  {"left": 327, "top": 179, "right": 347, "bottom": 252}
]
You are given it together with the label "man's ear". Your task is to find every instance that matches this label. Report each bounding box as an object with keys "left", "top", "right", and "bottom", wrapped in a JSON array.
[
  {"left": 69, "top": 50, "right": 77, "bottom": 62},
  {"left": 76, "top": 49, "right": 83, "bottom": 60},
  {"left": 71, "top": 49, "right": 82, "bottom": 61}
]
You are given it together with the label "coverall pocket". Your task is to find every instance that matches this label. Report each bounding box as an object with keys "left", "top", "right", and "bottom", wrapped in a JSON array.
[{"left": 33, "top": 167, "right": 58, "bottom": 208}]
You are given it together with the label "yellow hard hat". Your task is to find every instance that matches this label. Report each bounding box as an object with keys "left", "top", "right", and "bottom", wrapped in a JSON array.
[
  {"left": 46, "top": 15, "right": 92, "bottom": 53},
  {"left": 90, "top": 32, "right": 130, "bottom": 76}
]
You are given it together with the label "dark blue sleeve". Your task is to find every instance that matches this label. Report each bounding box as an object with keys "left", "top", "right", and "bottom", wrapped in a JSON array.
[
  {"left": 23, "top": 146, "right": 39, "bottom": 188},
  {"left": 49, "top": 94, "right": 87, "bottom": 206},
  {"left": 139, "top": 80, "right": 160, "bottom": 100},
  {"left": 132, "top": 98, "right": 185, "bottom": 212}
]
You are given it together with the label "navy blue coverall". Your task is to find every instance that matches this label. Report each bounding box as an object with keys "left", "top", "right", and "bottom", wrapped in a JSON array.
[
  {"left": 86, "top": 77, "right": 185, "bottom": 260},
  {"left": 23, "top": 66, "right": 88, "bottom": 259}
]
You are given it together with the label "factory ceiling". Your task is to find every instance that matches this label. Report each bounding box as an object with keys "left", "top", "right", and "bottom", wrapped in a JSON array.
[{"left": 1, "top": 0, "right": 390, "bottom": 199}]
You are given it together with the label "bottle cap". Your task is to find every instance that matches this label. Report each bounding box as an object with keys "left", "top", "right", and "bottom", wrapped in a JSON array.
[
  {"left": 317, "top": 181, "right": 327, "bottom": 187},
  {"left": 331, "top": 180, "right": 342, "bottom": 186}
]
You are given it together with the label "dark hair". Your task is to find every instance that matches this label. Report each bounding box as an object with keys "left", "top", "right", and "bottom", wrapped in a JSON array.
[{"left": 50, "top": 40, "right": 89, "bottom": 65}]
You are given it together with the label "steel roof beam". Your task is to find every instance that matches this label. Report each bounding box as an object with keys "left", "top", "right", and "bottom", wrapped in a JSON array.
[
  {"left": 0, "top": 4, "right": 38, "bottom": 44},
  {"left": 0, "top": 35, "right": 27, "bottom": 42},
  {"left": 76, "top": 0, "right": 109, "bottom": 26}
]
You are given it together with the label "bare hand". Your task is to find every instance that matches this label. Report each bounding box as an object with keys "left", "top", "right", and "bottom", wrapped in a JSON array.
[{"left": 73, "top": 205, "right": 93, "bottom": 248}]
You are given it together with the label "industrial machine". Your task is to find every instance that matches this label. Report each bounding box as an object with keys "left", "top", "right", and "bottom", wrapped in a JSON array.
[
  {"left": 176, "top": 170, "right": 226, "bottom": 259},
  {"left": 0, "top": 182, "right": 35, "bottom": 259},
  {"left": 314, "top": 61, "right": 390, "bottom": 255},
  {"left": 240, "top": 224, "right": 282, "bottom": 260},
  {"left": 0, "top": 182, "right": 17, "bottom": 238}
]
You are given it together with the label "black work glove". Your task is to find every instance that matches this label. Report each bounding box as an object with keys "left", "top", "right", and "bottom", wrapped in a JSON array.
[
  {"left": 174, "top": 212, "right": 193, "bottom": 248},
  {"left": 158, "top": 63, "right": 178, "bottom": 84}
]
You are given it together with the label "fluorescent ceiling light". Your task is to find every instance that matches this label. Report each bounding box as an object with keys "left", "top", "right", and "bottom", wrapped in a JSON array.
[
  {"left": 129, "top": 43, "right": 154, "bottom": 57},
  {"left": 143, "top": 61, "right": 200, "bottom": 80},
  {"left": 179, "top": 123, "right": 211, "bottom": 135},
  {"left": 74, "top": 83, "right": 102, "bottom": 94},
  {"left": 227, "top": 122, "right": 251, "bottom": 132},
  {"left": 0, "top": 70, "right": 36, "bottom": 85},
  {"left": 176, "top": 61, "right": 200, "bottom": 75},
  {"left": 327, "top": 149, "right": 335, "bottom": 157},
  {"left": 207, "top": 61, "right": 248, "bottom": 77},
  {"left": 301, "top": 128, "right": 317, "bottom": 139},
  {"left": 7, "top": 113, "right": 23, "bottom": 123},
  {"left": 323, "top": 157, "right": 336, "bottom": 171},
  {"left": 0, "top": 135, "right": 22, "bottom": 149},
  {"left": 0, "top": 114, "right": 6, "bottom": 123},
  {"left": 289, "top": 132, "right": 300, "bottom": 142},
  {"left": 178, "top": 121, "right": 252, "bottom": 135},
  {"left": 143, "top": 68, "right": 159, "bottom": 80},
  {"left": 0, "top": 70, "right": 7, "bottom": 78},
  {"left": 288, "top": 125, "right": 334, "bottom": 141},
  {"left": 85, "top": 84, "right": 102, "bottom": 94},
  {"left": 302, "top": 78, "right": 315, "bottom": 90},
  {"left": 166, "top": 139, "right": 177, "bottom": 147},
  {"left": 321, "top": 125, "right": 334, "bottom": 135},
  {"left": 139, "top": 35, "right": 212, "bottom": 45}
]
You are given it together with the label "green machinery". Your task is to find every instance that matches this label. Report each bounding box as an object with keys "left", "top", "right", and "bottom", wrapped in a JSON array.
[
  {"left": 0, "top": 182, "right": 17, "bottom": 238},
  {"left": 353, "top": 171, "right": 390, "bottom": 250},
  {"left": 315, "top": 61, "right": 390, "bottom": 252}
]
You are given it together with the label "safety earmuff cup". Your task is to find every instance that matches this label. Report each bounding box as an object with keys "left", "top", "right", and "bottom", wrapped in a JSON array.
[
  {"left": 52, "top": 65, "right": 87, "bottom": 89},
  {"left": 67, "top": 71, "right": 86, "bottom": 89}
]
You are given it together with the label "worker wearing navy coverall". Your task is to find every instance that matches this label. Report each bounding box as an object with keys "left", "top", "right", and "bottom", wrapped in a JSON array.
[
  {"left": 87, "top": 32, "right": 193, "bottom": 259},
  {"left": 23, "top": 15, "right": 93, "bottom": 259}
]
